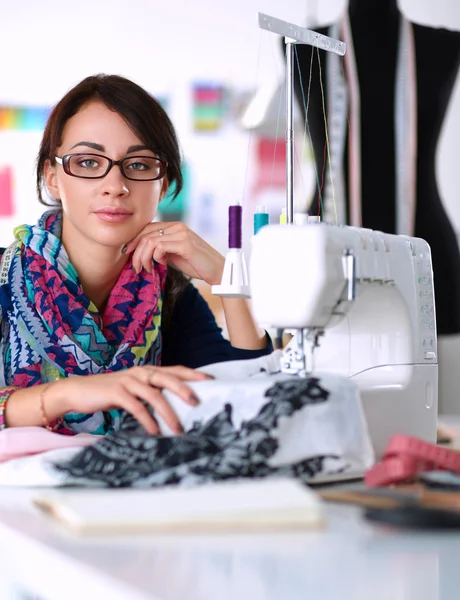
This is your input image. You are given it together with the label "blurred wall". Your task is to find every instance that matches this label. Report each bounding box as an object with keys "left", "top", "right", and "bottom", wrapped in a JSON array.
[{"left": 0, "top": 0, "right": 459, "bottom": 248}]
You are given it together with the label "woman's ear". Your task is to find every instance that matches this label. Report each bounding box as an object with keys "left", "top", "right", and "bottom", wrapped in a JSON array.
[{"left": 44, "top": 159, "right": 59, "bottom": 199}]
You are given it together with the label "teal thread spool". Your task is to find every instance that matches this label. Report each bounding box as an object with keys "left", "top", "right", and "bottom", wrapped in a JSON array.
[{"left": 254, "top": 205, "right": 269, "bottom": 235}]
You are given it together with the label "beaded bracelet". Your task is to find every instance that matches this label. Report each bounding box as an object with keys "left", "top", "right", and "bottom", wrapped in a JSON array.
[{"left": 0, "top": 387, "right": 19, "bottom": 430}]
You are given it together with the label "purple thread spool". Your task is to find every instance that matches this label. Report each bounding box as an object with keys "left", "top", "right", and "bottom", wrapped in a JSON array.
[{"left": 229, "top": 205, "right": 242, "bottom": 249}]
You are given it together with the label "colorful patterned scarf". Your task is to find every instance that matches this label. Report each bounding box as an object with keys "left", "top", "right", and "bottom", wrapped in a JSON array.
[{"left": 0, "top": 209, "right": 166, "bottom": 435}]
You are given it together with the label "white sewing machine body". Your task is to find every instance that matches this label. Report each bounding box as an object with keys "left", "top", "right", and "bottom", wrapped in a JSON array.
[{"left": 250, "top": 223, "right": 438, "bottom": 457}]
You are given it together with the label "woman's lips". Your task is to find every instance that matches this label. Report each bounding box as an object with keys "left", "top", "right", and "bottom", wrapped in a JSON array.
[{"left": 94, "top": 208, "right": 133, "bottom": 223}]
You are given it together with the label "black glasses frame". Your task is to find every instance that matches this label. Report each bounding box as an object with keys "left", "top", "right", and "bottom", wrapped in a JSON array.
[{"left": 55, "top": 153, "right": 168, "bottom": 181}]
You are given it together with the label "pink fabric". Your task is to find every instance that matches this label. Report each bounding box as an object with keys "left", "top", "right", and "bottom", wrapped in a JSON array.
[{"left": 0, "top": 427, "right": 101, "bottom": 463}]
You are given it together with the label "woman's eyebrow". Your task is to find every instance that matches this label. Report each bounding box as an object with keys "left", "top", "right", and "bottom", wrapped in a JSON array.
[
  {"left": 70, "top": 141, "right": 105, "bottom": 151},
  {"left": 126, "top": 144, "right": 150, "bottom": 154},
  {"left": 68, "top": 141, "right": 151, "bottom": 154}
]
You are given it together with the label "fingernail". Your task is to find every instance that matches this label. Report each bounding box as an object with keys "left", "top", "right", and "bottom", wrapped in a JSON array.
[{"left": 121, "top": 244, "right": 128, "bottom": 254}]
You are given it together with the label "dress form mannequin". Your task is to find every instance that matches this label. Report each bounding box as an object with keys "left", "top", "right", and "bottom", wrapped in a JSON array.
[{"left": 293, "top": 0, "right": 460, "bottom": 337}]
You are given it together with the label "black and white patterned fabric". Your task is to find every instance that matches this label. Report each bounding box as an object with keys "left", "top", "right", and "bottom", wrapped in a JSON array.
[{"left": 54, "top": 353, "right": 375, "bottom": 488}]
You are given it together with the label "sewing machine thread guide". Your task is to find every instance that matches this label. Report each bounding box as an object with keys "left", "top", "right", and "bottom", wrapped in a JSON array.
[{"left": 258, "top": 12, "right": 346, "bottom": 56}]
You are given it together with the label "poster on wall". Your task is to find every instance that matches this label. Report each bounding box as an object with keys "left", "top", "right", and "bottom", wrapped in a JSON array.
[
  {"left": 0, "top": 106, "right": 50, "bottom": 131},
  {"left": 192, "top": 83, "right": 227, "bottom": 132},
  {"left": 0, "top": 106, "right": 51, "bottom": 221}
]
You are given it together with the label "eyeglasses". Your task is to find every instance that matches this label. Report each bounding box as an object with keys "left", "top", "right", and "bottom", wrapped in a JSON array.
[{"left": 54, "top": 153, "right": 168, "bottom": 181}]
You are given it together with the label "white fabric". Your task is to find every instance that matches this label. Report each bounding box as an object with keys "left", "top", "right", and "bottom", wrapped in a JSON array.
[
  {"left": 0, "top": 447, "right": 81, "bottom": 487},
  {"left": 0, "top": 352, "right": 375, "bottom": 488}
]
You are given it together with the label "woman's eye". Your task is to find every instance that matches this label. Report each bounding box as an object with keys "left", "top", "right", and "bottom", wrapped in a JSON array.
[
  {"left": 79, "top": 159, "right": 99, "bottom": 168},
  {"left": 128, "top": 162, "right": 148, "bottom": 171}
]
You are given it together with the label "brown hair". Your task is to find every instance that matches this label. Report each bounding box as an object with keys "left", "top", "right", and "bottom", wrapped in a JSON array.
[
  {"left": 36, "top": 73, "right": 183, "bottom": 204},
  {"left": 37, "top": 74, "right": 189, "bottom": 327}
]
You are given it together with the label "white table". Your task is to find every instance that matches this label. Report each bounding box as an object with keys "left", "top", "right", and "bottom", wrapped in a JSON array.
[{"left": 0, "top": 486, "right": 460, "bottom": 600}]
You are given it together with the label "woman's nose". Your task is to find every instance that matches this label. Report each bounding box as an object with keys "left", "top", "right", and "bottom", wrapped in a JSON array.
[{"left": 100, "top": 164, "right": 129, "bottom": 196}]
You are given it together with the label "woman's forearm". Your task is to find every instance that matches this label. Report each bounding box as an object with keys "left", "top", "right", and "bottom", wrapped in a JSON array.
[
  {"left": 220, "top": 297, "right": 268, "bottom": 349},
  {"left": 4, "top": 380, "right": 70, "bottom": 428}
]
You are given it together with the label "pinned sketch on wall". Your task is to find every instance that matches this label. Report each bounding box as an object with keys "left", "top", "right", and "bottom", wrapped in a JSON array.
[
  {"left": 192, "top": 83, "right": 226, "bottom": 132},
  {"left": 0, "top": 106, "right": 50, "bottom": 131},
  {"left": 0, "top": 166, "right": 14, "bottom": 217}
]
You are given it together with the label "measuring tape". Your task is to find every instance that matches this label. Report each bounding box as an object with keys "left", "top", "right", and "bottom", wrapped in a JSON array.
[
  {"left": 323, "top": 13, "right": 417, "bottom": 234},
  {"left": 322, "top": 21, "right": 348, "bottom": 225},
  {"left": 395, "top": 17, "right": 417, "bottom": 236}
]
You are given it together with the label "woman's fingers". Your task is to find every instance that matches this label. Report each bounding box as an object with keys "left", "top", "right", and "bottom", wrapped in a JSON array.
[
  {"left": 125, "top": 365, "right": 212, "bottom": 433},
  {"left": 78, "top": 366, "right": 212, "bottom": 436},
  {"left": 132, "top": 235, "right": 168, "bottom": 273},
  {"left": 127, "top": 224, "right": 223, "bottom": 284},
  {"left": 125, "top": 222, "right": 181, "bottom": 255},
  {"left": 131, "top": 234, "right": 152, "bottom": 273},
  {"left": 117, "top": 392, "right": 161, "bottom": 436},
  {"left": 154, "top": 365, "right": 213, "bottom": 382},
  {"left": 125, "top": 376, "right": 184, "bottom": 434},
  {"left": 133, "top": 236, "right": 188, "bottom": 274},
  {"left": 148, "top": 370, "right": 200, "bottom": 407}
]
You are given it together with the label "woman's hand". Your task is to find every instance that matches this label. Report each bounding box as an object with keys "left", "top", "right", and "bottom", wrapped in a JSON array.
[
  {"left": 61, "top": 365, "right": 211, "bottom": 435},
  {"left": 124, "top": 222, "right": 225, "bottom": 285}
]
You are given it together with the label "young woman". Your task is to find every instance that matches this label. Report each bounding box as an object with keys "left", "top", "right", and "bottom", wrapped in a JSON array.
[{"left": 0, "top": 74, "right": 271, "bottom": 438}]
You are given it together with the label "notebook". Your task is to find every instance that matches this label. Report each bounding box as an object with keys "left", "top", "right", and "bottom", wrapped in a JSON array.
[{"left": 34, "top": 478, "right": 324, "bottom": 534}]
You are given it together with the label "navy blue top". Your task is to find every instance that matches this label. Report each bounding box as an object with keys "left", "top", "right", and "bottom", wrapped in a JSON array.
[{"left": 162, "top": 283, "right": 273, "bottom": 368}]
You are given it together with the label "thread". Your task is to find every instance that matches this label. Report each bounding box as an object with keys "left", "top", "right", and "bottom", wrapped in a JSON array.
[
  {"left": 229, "top": 205, "right": 242, "bottom": 249},
  {"left": 294, "top": 45, "right": 323, "bottom": 217},
  {"left": 279, "top": 208, "right": 287, "bottom": 225},
  {"left": 317, "top": 47, "right": 338, "bottom": 223},
  {"left": 254, "top": 205, "right": 269, "bottom": 235},
  {"left": 254, "top": 213, "right": 269, "bottom": 235}
]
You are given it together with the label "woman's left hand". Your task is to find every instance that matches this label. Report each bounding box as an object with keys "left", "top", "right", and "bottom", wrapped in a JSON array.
[{"left": 124, "top": 222, "right": 225, "bottom": 285}]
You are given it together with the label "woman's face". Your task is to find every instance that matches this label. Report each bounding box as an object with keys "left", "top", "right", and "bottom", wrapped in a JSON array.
[{"left": 45, "top": 101, "right": 167, "bottom": 252}]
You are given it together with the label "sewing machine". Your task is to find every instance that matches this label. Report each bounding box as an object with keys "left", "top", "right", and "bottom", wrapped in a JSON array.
[{"left": 249, "top": 222, "right": 438, "bottom": 457}]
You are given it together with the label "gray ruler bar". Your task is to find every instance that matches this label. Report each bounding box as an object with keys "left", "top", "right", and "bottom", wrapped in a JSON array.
[{"left": 258, "top": 12, "right": 346, "bottom": 56}]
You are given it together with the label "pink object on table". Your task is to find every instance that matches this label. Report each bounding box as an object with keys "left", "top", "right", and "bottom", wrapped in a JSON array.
[
  {"left": 365, "top": 434, "right": 460, "bottom": 487},
  {"left": 0, "top": 427, "right": 101, "bottom": 464}
]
